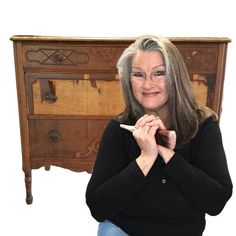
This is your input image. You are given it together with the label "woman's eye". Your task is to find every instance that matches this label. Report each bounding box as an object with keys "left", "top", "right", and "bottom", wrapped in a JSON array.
[
  {"left": 134, "top": 72, "right": 144, "bottom": 77},
  {"left": 153, "top": 71, "right": 166, "bottom": 76}
]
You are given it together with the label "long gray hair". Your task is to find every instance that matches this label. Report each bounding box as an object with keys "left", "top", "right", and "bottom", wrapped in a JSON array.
[{"left": 117, "top": 35, "right": 217, "bottom": 145}]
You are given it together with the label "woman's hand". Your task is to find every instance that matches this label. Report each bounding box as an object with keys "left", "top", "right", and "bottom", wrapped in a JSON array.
[
  {"left": 133, "top": 115, "right": 161, "bottom": 176},
  {"left": 133, "top": 114, "right": 161, "bottom": 159},
  {"left": 157, "top": 130, "right": 176, "bottom": 164},
  {"left": 157, "top": 129, "right": 176, "bottom": 150},
  {"left": 133, "top": 115, "right": 177, "bottom": 172}
]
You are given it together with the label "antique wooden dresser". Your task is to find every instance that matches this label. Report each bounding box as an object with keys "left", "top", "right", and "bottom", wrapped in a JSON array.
[{"left": 11, "top": 35, "right": 230, "bottom": 204}]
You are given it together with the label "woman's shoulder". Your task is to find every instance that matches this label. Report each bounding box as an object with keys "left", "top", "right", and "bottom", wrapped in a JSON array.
[
  {"left": 197, "top": 105, "right": 218, "bottom": 124},
  {"left": 199, "top": 115, "right": 219, "bottom": 130},
  {"left": 194, "top": 115, "right": 221, "bottom": 143},
  {"left": 106, "top": 113, "right": 136, "bottom": 131},
  {"left": 103, "top": 118, "right": 125, "bottom": 138},
  {"left": 106, "top": 118, "right": 121, "bottom": 130},
  {"left": 100, "top": 118, "right": 132, "bottom": 150}
]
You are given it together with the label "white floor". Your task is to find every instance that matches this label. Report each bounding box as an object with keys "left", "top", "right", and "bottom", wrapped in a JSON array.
[{"left": 0, "top": 166, "right": 98, "bottom": 236}]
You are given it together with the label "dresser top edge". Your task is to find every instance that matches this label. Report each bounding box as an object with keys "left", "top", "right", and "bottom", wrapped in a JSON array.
[{"left": 10, "top": 35, "right": 231, "bottom": 43}]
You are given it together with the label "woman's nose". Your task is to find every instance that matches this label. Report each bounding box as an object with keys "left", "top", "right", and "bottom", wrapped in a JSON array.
[{"left": 142, "top": 77, "right": 154, "bottom": 88}]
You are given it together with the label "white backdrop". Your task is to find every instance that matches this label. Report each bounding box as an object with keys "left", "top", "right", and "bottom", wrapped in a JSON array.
[{"left": 0, "top": 0, "right": 235, "bottom": 235}]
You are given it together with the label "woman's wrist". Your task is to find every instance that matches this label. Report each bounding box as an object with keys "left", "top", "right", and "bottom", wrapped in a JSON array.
[
  {"left": 136, "top": 154, "right": 156, "bottom": 176},
  {"left": 158, "top": 146, "right": 175, "bottom": 164}
]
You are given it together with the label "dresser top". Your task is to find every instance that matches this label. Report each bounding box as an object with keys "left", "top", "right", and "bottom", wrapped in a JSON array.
[{"left": 10, "top": 35, "right": 231, "bottom": 43}]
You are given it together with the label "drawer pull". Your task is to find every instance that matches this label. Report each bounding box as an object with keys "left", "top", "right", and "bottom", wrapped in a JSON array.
[
  {"left": 48, "top": 130, "right": 60, "bottom": 142},
  {"left": 45, "top": 92, "right": 57, "bottom": 103},
  {"left": 40, "top": 80, "right": 57, "bottom": 103},
  {"left": 52, "top": 52, "right": 65, "bottom": 64}
]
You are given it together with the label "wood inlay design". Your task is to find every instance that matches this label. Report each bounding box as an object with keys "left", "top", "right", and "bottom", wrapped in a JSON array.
[
  {"left": 178, "top": 47, "right": 218, "bottom": 70},
  {"left": 75, "top": 138, "right": 100, "bottom": 158},
  {"left": 90, "top": 47, "right": 120, "bottom": 64},
  {"left": 25, "top": 49, "right": 89, "bottom": 65}
]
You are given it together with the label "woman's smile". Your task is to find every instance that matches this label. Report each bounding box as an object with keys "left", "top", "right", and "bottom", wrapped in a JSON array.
[{"left": 142, "top": 91, "right": 160, "bottom": 97}]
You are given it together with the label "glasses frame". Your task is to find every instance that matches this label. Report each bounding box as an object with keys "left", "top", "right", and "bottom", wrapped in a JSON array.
[{"left": 130, "top": 70, "right": 166, "bottom": 82}]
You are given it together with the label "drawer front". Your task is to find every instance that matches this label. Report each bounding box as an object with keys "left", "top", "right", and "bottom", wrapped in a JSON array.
[
  {"left": 29, "top": 119, "right": 109, "bottom": 161},
  {"left": 25, "top": 71, "right": 217, "bottom": 116},
  {"left": 23, "top": 44, "right": 128, "bottom": 71},
  {"left": 22, "top": 42, "right": 219, "bottom": 73},
  {"left": 26, "top": 73, "right": 125, "bottom": 115},
  {"left": 176, "top": 44, "right": 220, "bottom": 110},
  {"left": 176, "top": 44, "right": 219, "bottom": 73}
]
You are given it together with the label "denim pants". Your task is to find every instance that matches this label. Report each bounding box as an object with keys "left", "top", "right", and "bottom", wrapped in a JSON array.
[{"left": 97, "top": 220, "right": 129, "bottom": 236}]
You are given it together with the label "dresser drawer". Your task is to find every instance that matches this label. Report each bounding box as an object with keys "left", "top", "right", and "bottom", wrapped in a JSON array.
[
  {"left": 22, "top": 43, "right": 128, "bottom": 71},
  {"left": 176, "top": 44, "right": 219, "bottom": 73},
  {"left": 26, "top": 73, "right": 125, "bottom": 115},
  {"left": 22, "top": 43, "right": 220, "bottom": 73},
  {"left": 29, "top": 119, "right": 109, "bottom": 163},
  {"left": 25, "top": 71, "right": 215, "bottom": 115}
]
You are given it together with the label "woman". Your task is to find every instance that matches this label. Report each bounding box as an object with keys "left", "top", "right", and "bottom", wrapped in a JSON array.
[{"left": 86, "top": 35, "right": 232, "bottom": 236}]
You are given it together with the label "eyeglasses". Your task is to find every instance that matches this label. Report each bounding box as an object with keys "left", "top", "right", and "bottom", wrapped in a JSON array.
[{"left": 130, "top": 70, "right": 166, "bottom": 82}]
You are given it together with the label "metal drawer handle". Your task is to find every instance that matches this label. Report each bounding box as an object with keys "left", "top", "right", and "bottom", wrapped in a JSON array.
[
  {"left": 40, "top": 80, "right": 57, "bottom": 103},
  {"left": 45, "top": 92, "right": 57, "bottom": 103},
  {"left": 52, "top": 52, "right": 65, "bottom": 63},
  {"left": 48, "top": 130, "right": 60, "bottom": 143}
]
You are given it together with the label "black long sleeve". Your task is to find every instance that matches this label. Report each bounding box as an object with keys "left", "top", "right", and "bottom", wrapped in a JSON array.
[
  {"left": 164, "top": 118, "right": 232, "bottom": 215},
  {"left": 86, "top": 117, "right": 232, "bottom": 235},
  {"left": 86, "top": 120, "right": 147, "bottom": 222}
]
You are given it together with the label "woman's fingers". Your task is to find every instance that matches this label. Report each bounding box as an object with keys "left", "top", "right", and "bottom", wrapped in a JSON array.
[
  {"left": 134, "top": 114, "right": 176, "bottom": 151},
  {"left": 135, "top": 114, "right": 166, "bottom": 130},
  {"left": 168, "top": 131, "right": 176, "bottom": 150},
  {"left": 158, "top": 130, "right": 176, "bottom": 150},
  {"left": 133, "top": 124, "right": 159, "bottom": 158}
]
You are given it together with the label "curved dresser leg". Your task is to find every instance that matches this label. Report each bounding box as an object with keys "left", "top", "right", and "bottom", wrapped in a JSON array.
[{"left": 25, "top": 171, "right": 33, "bottom": 204}]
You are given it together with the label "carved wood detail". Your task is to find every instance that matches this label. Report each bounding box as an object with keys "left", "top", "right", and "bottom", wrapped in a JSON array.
[
  {"left": 25, "top": 48, "right": 89, "bottom": 65},
  {"left": 75, "top": 138, "right": 100, "bottom": 159},
  {"left": 90, "top": 47, "right": 121, "bottom": 64},
  {"left": 178, "top": 47, "right": 218, "bottom": 70},
  {"left": 24, "top": 171, "right": 33, "bottom": 204}
]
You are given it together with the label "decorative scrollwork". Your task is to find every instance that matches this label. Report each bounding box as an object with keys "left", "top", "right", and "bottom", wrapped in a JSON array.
[
  {"left": 25, "top": 48, "right": 89, "bottom": 65},
  {"left": 90, "top": 47, "right": 119, "bottom": 64},
  {"left": 74, "top": 138, "right": 100, "bottom": 158},
  {"left": 178, "top": 47, "right": 218, "bottom": 69}
]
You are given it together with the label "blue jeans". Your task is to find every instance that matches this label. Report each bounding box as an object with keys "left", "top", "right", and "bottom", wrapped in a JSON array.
[{"left": 97, "top": 220, "right": 129, "bottom": 236}]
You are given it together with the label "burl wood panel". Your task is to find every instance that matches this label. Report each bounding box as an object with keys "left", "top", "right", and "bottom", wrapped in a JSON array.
[
  {"left": 32, "top": 79, "right": 124, "bottom": 115},
  {"left": 176, "top": 43, "right": 221, "bottom": 111},
  {"left": 31, "top": 77, "right": 209, "bottom": 115}
]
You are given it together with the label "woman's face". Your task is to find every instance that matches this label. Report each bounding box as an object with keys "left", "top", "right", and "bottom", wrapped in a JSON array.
[{"left": 131, "top": 51, "right": 169, "bottom": 116}]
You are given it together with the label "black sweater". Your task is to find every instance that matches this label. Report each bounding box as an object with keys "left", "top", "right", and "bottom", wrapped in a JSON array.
[{"left": 86, "top": 117, "right": 232, "bottom": 236}]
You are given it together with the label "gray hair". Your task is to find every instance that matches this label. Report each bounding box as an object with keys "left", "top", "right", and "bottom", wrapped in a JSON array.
[{"left": 117, "top": 35, "right": 216, "bottom": 145}]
